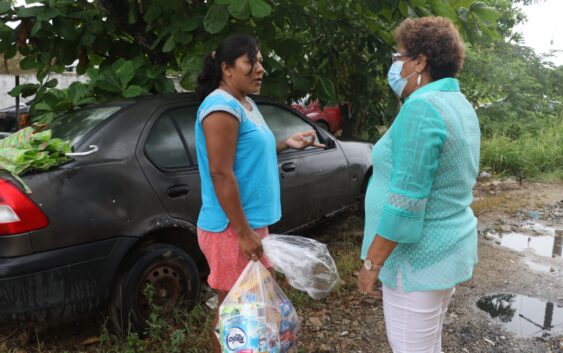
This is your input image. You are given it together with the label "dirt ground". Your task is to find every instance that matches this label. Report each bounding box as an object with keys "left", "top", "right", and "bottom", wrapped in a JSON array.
[
  {"left": 0, "top": 180, "right": 562, "bottom": 353},
  {"left": 296, "top": 180, "right": 563, "bottom": 353}
]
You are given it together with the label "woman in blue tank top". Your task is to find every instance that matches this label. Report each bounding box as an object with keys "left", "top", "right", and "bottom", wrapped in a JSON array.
[{"left": 194, "top": 35, "right": 324, "bottom": 353}]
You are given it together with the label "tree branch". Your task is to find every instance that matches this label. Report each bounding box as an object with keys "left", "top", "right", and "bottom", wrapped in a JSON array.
[{"left": 95, "top": 0, "right": 172, "bottom": 66}]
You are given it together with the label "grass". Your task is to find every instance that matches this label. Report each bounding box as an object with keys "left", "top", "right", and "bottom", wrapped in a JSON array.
[
  {"left": 96, "top": 285, "right": 215, "bottom": 353},
  {"left": 333, "top": 245, "right": 362, "bottom": 293},
  {"left": 480, "top": 119, "right": 563, "bottom": 181},
  {"left": 533, "top": 169, "right": 563, "bottom": 182}
]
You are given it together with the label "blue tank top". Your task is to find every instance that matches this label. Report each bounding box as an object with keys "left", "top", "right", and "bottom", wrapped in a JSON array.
[{"left": 195, "top": 89, "right": 281, "bottom": 232}]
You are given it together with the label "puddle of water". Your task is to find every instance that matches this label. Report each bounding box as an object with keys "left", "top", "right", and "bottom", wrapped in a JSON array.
[
  {"left": 489, "top": 232, "right": 562, "bottom": 258},
  {"left": 524, "top": 260, "right": 555, "bottom": 273},
  {"left": 476, "top": 294, "right": 563, "bottom": 338}
]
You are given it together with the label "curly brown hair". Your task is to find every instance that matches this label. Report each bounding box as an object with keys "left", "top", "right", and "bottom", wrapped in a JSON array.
[{"left": 394, "top": 17, "right": 465, "bottom": 80}]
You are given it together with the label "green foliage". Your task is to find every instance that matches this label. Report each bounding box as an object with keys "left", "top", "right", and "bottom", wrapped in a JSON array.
[
  {"left": 480, "top": 118, "right": 563, "bottom": 180},
  {"left": 3, "top": 0, "right": 557, "bottom": 178},
  {"left": 459, "top": 29, "right": 563, "bottom": 180},
  {"left": 98, "top": 284, "right": 214, "bottom": 353},
  {"left": 455, "top": 1, "right": 563, "bottom": 181},
  {"left": 0, "top": 126, "right": 71, "bottom": 173},
  {"left": 461, "top": 41, "right": 562, "bottom": 136},
  {"left": 0, "top": 126, "right": 72, "bottom": 191},
  {"left": 0, "top": 0, "right": 503, "bottom": 134}
]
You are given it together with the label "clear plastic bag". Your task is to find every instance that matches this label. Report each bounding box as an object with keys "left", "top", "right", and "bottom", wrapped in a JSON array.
[
  {"left": 216, "top": 261, "right": 300, "bottom": 353},
  {"left": 262, "top": 234, "right": 339, "bottom": 300}
]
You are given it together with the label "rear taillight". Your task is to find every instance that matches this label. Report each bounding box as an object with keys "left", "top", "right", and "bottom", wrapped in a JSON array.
[{"left": 0, "top": 179, "right": 49, "bottom": 235}]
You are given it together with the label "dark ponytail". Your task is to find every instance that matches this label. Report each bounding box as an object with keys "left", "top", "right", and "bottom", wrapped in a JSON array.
[
  {"left": 196, "top": 35, "right": 260, "bottom": 101},
  {"left": 196, "top": 52, "right": 221, "bottom": 102}
]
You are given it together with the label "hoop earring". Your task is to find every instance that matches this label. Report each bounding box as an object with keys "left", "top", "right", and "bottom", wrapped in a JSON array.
[{"left": 417, "top": 73, "right": 422, "bottom": 86}]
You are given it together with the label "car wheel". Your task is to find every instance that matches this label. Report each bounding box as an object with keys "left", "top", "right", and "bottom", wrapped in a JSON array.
[
  {"left": 109, "top": 243, "right": 201, "bottom": 335},
  {"left": 317, "top": 120, "right": 330, "bottom": 132}
]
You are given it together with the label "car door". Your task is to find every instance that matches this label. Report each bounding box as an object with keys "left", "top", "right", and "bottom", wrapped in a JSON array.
[
  {"left": 257, "top": 102, "right": 350, "bottom": 233},
  {"left": 137, "top": 104, "right": 202, "bottom": 225}
]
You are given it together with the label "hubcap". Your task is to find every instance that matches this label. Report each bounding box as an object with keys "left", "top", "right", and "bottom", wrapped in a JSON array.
[{"left": 134, "top": 260, "right": 192, "bottom": 320}]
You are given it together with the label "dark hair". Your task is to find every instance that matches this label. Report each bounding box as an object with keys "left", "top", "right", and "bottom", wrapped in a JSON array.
[
  {"left": 394, "top": 17, "right": 464, "bottom": 80},
  {"left": 195, "top": 35, "right": 260, "bottom": 101}
]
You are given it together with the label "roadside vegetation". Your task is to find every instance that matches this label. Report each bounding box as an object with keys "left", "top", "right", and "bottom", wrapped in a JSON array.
[
  {"left": 480, "top": 120, "right": 563, "bottom": 181},
  {"left": 460, "top": 41, "right": 563, "bottom": 181}
]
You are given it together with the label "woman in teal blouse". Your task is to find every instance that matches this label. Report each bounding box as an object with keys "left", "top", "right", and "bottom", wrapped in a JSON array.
[{"left": 358, "top": 17, "right": 480, "bottom": 353}]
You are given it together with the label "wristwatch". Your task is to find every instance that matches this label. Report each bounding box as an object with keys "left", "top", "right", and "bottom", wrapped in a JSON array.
[{"left": 363, "top": 259, "right": 383, "bottom": 271}]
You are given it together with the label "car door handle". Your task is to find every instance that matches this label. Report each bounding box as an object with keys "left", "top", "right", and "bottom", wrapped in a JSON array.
[
  {"left": 65, "top": 144, "right": 99, "bottom": 157},
  {"left": 167, "top": 185, "right": 190, "bottom": 198},
  {"left": 281, "top": 162, "right": 296, "bottom": 172}
]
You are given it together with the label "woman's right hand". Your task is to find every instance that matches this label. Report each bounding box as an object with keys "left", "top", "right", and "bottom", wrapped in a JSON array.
[{"left": 237, "top": 228, "right": 263, "bottom": 261}]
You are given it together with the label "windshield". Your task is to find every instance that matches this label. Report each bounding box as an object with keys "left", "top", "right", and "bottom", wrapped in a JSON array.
[{"left": 49, "top": 106, "right": 122, "bottom": 146}]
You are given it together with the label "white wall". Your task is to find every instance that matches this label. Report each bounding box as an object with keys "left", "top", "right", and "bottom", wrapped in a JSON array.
[
  {"left": 1, "top": 73, "right": 186, "bottom": 109},
  {"left": 0, "top": 72, "right": 89, "bottom": 109}
]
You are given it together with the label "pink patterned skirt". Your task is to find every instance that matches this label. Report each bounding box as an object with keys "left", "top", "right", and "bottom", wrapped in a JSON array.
[{"left": 197, "top": 224, "right": 273, "bottom": 292}]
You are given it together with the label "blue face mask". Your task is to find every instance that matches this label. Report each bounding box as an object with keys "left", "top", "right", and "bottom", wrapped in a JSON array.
[{"left": 387, "top": 59, "right": 417, "bottom": 98}]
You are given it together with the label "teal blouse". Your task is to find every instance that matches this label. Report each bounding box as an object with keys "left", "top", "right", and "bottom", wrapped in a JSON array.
[{"left": 361, "top": 78, "right": 481, "bottom": 292}]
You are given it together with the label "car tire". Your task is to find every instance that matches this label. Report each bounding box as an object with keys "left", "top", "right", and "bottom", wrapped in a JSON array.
[{"left": 109, "top": 243, "right": 201, "bottom": 335}]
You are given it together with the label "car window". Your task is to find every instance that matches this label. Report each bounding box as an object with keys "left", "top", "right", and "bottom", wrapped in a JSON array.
[
  {"left": 168, "top": 106, "right": 198, "bottom": 165},
  {"left": 257, "top": 103, "right": 320, "bottom": 148},
  {"left": 145, "top": 115, "right": 190, "bottom": 170},
  {"left": 50, "top": 106, "right": 122, "bottom": 146}
]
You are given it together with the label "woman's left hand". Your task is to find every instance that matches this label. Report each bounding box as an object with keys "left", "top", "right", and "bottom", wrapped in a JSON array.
[
  {"left": 358, "top": 266, "right": 381, "bottom": 297},
  {"left": 285, "top": 130, "right": 326, "bottom": 150}
]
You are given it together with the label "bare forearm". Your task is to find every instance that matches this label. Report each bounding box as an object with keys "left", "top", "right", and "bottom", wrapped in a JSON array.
[
  {"left": 211, "top": 172, "right": 251, "bottom": 234},
  {"left": 366, "top": 235, "right": 398, "bottom": 265}
]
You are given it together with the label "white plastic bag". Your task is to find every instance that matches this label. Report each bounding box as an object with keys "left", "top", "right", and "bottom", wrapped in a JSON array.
[
  {"left": 263, "top": 234, "right": 339, "bottom": 299},
  {"left": 216, "top": 261, "right": 299, "bottom": 353}
]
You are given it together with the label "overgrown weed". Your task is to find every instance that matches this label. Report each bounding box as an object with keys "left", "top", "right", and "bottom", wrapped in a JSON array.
[
  {"left": 480, "top": 119, "right": 563, "bottom": 180},
  {"left": 96, "top": 284, "right": 213, "bottom": 353}
]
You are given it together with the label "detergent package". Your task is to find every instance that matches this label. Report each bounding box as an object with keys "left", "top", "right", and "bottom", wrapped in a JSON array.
[{"left": 217, "top": 261, "right": 300, "bottom": 353}]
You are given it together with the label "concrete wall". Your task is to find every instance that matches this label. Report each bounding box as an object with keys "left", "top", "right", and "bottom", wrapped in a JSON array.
[
  {"left": 1, "top": 73, "right": 185, "bottom": 109},
  {"left": 0, "top": 72, "right": 89, "bottom": 109}
]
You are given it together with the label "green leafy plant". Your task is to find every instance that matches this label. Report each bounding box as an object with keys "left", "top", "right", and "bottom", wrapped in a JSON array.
[
  {"left": 97, "top": 283, "right": 213, "bottom": 353},
  {"left": 1, "top": 0, "right": 503, "bottom": 136}
]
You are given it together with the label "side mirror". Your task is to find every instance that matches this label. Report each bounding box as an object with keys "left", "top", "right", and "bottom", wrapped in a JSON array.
[{"left": 316, "top": 129, "right": 336, "bottom": 149}]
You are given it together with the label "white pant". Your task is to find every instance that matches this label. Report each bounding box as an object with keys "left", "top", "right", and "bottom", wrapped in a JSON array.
[{"left": 382, "top": 274, "right": 455, "bottom": 353}]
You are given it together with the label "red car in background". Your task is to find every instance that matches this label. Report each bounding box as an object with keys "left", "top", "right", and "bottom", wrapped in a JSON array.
[{"left": 291, "top": 100, "right": 347, "bottom": 135}]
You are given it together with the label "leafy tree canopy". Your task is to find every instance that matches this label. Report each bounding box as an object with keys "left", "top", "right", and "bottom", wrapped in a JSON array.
[
  {"left": 1, "top": 0, "right": 505, "bottom": 136},
  {"left": 460, "top": 41, "right": 563, "bottom": 138}
]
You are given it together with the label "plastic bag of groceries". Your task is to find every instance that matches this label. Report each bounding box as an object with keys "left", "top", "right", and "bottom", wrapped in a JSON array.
[
  {"left": 216, "top": 261, "right": 300, "bottom": 353},
  {"left": 262, "top": 234, "right": 339, "bottom": 300}
]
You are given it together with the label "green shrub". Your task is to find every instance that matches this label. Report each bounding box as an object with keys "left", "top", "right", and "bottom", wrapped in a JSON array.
[{"left": 480, "top": 118, "right": 563, "bottom": 180}]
